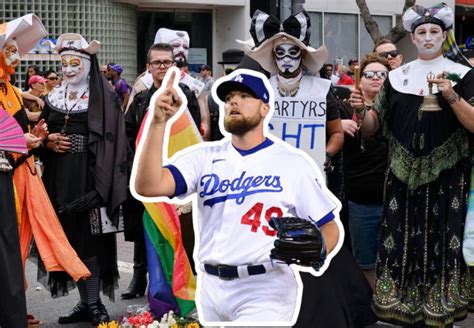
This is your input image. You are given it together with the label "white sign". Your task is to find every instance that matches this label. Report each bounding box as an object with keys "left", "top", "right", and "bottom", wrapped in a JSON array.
[{"left": 269, "top": 76, "right": 331, "bottom": 173}]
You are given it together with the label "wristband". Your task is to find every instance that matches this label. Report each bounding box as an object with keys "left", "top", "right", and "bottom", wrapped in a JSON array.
[{"left": 446, "top": 91, "right": 459, "bottom": 105}]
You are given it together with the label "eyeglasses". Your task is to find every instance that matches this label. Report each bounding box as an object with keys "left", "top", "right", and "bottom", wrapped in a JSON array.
[
  {"left": 149, "top": 60, "right": 174, "bottom": 69},
  {"left": 379, "top": 50, "right": 400, "bottom": 58},
  {"left": 362, "top": 71, "right": 388, "bottom": 79},
  {"left": 47, "top": 76, "right": 58, "bottom": 80}
]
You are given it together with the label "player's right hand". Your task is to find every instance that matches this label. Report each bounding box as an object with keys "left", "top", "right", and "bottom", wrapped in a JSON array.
[
  {"left": 153, "top": 70, "right": 183, "bottom": 124},
  {"left": 349, "top": 87, "right": 365, "bottom": 111}
]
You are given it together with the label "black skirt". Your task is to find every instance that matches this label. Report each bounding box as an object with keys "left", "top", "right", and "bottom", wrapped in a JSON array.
[
  {"left": 0, "top": 170, "right": 27, "bottom": 328},
  {"left": 373, "top": 161, "right": 473, "bottom": 326},
  {"left": 295, "top": 246, "right": 377, "bottom": 328}
]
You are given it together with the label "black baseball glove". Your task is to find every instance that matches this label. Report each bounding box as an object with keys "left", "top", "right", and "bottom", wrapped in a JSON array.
[{"left": 269, "top": 217, "right": 326, "bottom": 270}]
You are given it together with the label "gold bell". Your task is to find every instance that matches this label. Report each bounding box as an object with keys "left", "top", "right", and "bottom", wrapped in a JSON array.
[{"left": 420, "top": 72, "right": 442, "bottom": 112}]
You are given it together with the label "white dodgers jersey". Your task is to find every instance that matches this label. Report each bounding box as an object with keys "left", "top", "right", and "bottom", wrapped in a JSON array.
[
  {"left": 167, "top": 138, "right": 337, "bottom": 266},
  {"left": 269, "top": 75, "right": 331, "bottom": 173}
]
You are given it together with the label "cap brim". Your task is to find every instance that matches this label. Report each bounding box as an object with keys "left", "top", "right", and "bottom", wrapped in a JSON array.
[{"left": 216, "top": 81, "right": 258, "bottom": 102}]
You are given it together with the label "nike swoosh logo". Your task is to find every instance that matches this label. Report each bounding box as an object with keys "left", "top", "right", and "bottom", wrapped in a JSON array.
[{"left": 212, "top": 159, "right": 226, "bottom": 164}]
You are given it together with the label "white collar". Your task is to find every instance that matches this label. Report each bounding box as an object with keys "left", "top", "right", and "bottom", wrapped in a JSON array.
[
  {"left": 47, "top": 83, "right": 89, "bottom": 113},
  {"left": 389, "top": 56, "right": 471, "bottom": 96}
]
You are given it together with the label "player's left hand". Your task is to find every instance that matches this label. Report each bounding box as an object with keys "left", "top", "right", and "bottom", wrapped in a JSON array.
[
  {"left": 269, "top": 217, "right": 326, "bottom": 270},
  {"left": 427, "top": 73, "right": 454, "bottom": 100}
]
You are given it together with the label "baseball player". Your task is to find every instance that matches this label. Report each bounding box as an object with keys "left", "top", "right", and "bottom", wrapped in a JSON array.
[{"left": 133, "top": 68, "right": 341, "bottom": 325}]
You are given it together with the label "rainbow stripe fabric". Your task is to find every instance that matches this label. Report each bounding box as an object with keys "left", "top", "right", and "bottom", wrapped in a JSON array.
[{"left": 137, "top": 109, "right": 202, "bottom": 318}]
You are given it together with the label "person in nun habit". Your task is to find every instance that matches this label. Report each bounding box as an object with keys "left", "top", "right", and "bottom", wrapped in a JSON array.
[
  {"left": 242, "top": 9, "right": 377, "bottom": 328},
  {"left": 39, "top": 33, "right": 128, "bottom": 326},
  {"left": 352, "top": 3, "right": 474, "bottom": 326}
]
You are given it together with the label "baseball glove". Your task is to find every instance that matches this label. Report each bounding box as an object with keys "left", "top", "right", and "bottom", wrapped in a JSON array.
[{"left": 269, "top": 217, "right": 326, "bottom": 270}]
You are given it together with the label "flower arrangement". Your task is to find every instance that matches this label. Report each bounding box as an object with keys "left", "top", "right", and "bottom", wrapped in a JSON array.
[
  {"left": 97, "top": 309, "right": 200, "bottom": 328},
  {"left": 98, "top": 321, "right": 119, "bottom": 328}
]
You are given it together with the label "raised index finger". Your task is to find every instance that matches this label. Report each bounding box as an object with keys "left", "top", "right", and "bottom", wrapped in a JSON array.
[{"left": 166, "top": 70, "right": 178, "bottom": 89}]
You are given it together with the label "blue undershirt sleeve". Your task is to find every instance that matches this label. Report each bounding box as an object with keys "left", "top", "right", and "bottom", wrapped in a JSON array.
[{"left": 164, "top": 164, "right": 188, "bottom": 197}]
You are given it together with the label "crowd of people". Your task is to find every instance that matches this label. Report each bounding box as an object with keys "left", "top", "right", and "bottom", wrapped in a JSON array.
[{"left": 2, "top": 1, "right": 474, "bottom": 328}]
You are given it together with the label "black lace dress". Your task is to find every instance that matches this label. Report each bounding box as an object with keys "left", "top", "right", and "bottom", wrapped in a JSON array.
[{"left": 40, "top": 100, "right": 119, "bottom": 300}]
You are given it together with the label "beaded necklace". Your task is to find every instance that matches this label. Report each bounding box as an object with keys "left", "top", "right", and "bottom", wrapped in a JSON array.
[{"left": 276, "top": 72, "right": 303, "bottom": 97}]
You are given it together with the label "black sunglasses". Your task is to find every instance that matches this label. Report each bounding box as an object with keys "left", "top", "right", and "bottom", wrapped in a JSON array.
[
  {"left": 379, "top": 50, "right": 400, "bottom": 58},
  {"left": 362, "top": 71, "right": 388, "bottom": 79},
  {"left": 47, "top": 76, "right": 58, "bottom": 80}
]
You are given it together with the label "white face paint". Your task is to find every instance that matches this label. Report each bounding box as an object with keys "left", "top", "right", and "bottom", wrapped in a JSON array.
[
  {"left": 3, "top": 39, "right": 20, "bottom": 68},
  {"left": 274, "top": 43, "right": 302, "bottom": 75},
  {"left": 411, "top": 23, "right": 446, "bottom": 59},
  {"left": 61, "top": 54, "right": 91, "bottom": 86},
  {"left": 169, "top": 38, "right": 189, "bottom": 62}
]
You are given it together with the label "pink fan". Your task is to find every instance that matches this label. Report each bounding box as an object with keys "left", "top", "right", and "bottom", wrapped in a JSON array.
[{"left": 0, "top": 108, "right": 28, "bottom": 154}]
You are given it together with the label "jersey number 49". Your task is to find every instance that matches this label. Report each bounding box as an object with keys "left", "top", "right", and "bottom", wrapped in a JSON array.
[{"left": 241, "top": 202, "right": 282, "bottom": 237}]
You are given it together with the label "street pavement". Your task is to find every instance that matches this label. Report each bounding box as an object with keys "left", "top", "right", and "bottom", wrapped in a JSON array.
[
  {"left": 26, "top": 233, "right": 142, "bottom": 327},
  {"left": 26, "top": 232, "right": 474, "bottom": 327}
]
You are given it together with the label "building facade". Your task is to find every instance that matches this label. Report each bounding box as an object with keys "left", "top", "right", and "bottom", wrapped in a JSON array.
[{"left": 1, "top": 0, "right": 136, "bottom": 89}]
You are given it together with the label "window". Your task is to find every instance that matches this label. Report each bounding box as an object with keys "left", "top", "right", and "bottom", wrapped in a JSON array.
[
  {"left": 360, "top": 15, "right": 392, "bottom": 55},
  {"left": 324, "top": 13, "right": 358, "bottom": 66},
  {"left": 308, "top": 12, "right": 322, "bottom": 49},
  {"left": 307, "top": 11, "right": 393, "bottom": 67}
]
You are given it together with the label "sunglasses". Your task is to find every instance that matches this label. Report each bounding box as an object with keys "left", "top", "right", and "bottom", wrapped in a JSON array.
[
  {"left": 362, "top": 71, "right": 388, "bottom": 79},
  {"left": 48, "top": 76, "right": 58, "bottom": 80},
  {"left": 379, "top": 50, "right": 400, "bottom": 58}
]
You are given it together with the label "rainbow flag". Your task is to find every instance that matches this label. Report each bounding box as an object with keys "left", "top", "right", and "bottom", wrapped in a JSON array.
[{"left": 137, "top": 109, "right": 202, "bottom": 318}]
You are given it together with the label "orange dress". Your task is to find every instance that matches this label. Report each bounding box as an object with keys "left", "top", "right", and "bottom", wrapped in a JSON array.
[{"left": 2, "top": 79, "right": 90, "bottom": 284}]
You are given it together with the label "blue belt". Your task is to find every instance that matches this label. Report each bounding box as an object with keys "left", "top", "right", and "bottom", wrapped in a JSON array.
[{"left": 203, "top": 263, "right": 267, "bottom": 280}]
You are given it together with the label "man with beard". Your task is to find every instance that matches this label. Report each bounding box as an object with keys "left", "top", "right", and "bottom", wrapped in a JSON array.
[{"left": 132, "top": 68, "right": 341, "bottom": 325}]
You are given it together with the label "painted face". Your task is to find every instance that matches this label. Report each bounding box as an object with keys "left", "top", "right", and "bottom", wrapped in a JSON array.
[
  {"left": 274, "top": 43, "right": 302, "bottom": 75},
  {"left": 224, "top": 91, "right": 263, "bottom": 136},
  {"left": 169, "top": 38, "right": 189, "bottom": 63},
  {"left": 3, "top": 39, "right": 20, "bottom": 68},
  {"left": 411, "top": 23, "right": 446, "bottom": 59},
  {"left": 61, "top": 54, "right": 91, "bottom": 86}
]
